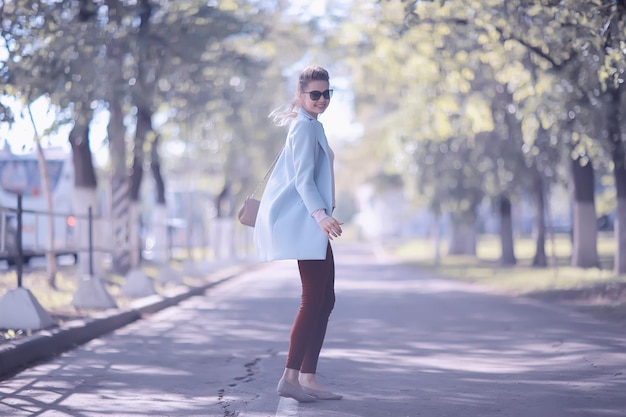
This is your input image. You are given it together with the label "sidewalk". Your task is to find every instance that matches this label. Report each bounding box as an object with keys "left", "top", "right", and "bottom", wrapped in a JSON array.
[{"left": 0, "top": 261, "right": 259, "bottom": 380}]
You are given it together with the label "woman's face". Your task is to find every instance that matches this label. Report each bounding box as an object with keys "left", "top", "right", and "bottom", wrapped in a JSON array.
[{"left": 299, "top": 80, "right": 331, "bottom": 118}]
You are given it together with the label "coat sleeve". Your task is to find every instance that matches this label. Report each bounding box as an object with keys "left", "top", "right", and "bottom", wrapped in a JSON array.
[{"left": 290, "top": 119, "right": 326, "bottom": 215}]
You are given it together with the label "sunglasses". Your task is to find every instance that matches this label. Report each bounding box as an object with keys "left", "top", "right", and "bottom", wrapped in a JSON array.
[{"left": 301, "top": 89, "right": 333, "bottom": 101}]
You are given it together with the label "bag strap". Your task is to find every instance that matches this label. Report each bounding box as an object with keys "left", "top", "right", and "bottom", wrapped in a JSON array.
[{"left": 249, "top": 146, "right": 283, "bottom": 198}]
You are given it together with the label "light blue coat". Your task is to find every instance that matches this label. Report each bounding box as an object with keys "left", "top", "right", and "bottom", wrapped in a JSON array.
[{"left": 254, "top": 108, "right": 334, "bottom": 261}]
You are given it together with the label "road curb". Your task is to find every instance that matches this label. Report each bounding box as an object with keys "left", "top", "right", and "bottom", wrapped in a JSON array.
[{"left": 0, "top": 262, "right": 260, "bottom": 380}]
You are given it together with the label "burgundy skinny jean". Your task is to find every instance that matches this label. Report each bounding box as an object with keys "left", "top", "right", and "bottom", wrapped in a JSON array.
[{"left": 285, "top": 243, "right": 335, "bottom": 374}]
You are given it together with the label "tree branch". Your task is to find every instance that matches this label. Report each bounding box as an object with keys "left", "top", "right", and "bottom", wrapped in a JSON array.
[{"left": 414, "top": 15, "right": 570, "bottom": 69}]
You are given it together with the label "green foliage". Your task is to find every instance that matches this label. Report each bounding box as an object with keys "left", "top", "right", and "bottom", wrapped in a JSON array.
[
  {"left": 0, "top": 0, "right": 313, "bottom": 207},
  {"left": 3, "top": 0, "right": 625, "bottom": 228},
  {"left": 335, "top": 0, "right": 626, "bottom": 224}
]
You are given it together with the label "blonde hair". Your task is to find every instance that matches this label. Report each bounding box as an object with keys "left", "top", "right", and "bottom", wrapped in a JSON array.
[{"left": 270, "top": 65, "right": 330, "bottom": 126}]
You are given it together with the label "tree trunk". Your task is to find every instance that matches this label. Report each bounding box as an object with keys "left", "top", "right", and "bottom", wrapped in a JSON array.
[
  {"left": 27, "top": 106, "right": 58, "bottom": 288},
  {"left": 130, "top": 107, "right": 150, "bottom": 201},
  {"left": 151, "top": 135, "right": 165, "bottom": 205},
  {"left": 498, "top": 195, "right": 516, "bottom": 265},
  {"left": 70, "top": 110, "right": 98, "bottom": 189},
  {"left": 609, "top": 87, "right": 626, "bottom": 274},
  {"left": 532, "top": 171, "right": 547, "bottom": 267},
  {"left": 448, "top": 214, "right": 477, "bottom": 256},
  {"left": 571, "top": 155, "right": 599, "bottom": 268},
  {"left": 150, "top": 134, "right": 168, "bottom": 263},
  {"left": 126, "top": 0, "right": 155, "bottom": 267},
  {"left": 36, "top": 144, "right": 58, "bottom": 287},
  {"left": 69, "top": 105, "right": 100, "bottom": 276},
  {"left": 128, "top": 105, "right": 151, "bottom": 267},
  {"left": 433, "top": 211, "right": 442, "bottom": 266}
]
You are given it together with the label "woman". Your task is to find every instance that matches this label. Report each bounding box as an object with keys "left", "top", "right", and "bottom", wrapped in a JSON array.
[{"left": 254, "top": 65, "right": 343, "bottom": 402}]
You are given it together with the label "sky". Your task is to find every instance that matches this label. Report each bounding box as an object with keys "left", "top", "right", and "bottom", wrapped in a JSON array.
[
  {"left": 0, "top": 96, "right": 74, "bottom": 155},
  {"left": 0, "top": 96, "right": 110, "bottom": 166}
]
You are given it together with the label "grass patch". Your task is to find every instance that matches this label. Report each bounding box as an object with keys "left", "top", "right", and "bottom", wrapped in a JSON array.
[
  {"left": 387, "top": 233, "right": 626, "bottom": 325},
  {"left": 388, "top": 232, "right": 625, "bottom": 295}
]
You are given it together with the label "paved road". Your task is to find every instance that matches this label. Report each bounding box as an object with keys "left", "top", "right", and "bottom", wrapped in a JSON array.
[{"left": 0, "top": 242, "right": 625, "bottom": 417}]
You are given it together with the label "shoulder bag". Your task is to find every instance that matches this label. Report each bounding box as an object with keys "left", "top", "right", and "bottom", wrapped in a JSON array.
[{"left": 237, "top": 149, "right": 282, "bottom": 227}]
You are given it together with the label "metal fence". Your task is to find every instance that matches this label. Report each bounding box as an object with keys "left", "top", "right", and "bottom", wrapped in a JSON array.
[{"left": 0, "top": 194, "right": 255, "bottom": 286}]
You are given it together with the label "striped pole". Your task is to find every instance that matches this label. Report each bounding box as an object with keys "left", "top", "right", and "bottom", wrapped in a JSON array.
[{"left": 111, "top": 176, "right": 131, "bottom": 274}]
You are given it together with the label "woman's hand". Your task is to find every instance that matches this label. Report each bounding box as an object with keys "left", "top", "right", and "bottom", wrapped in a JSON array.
[{"left": 318, "top": 216, "right": 343, "bottom": 240}]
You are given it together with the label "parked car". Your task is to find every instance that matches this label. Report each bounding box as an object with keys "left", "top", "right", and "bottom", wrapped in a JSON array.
[
  {"left": 0, "top": 216, "right": 37, "bottom": 266},
  {"left": 0, "top": 218, "right": 17, "bottom": 252},
  {"left": 1, "top": 218, "right": 18, "bottom": 265}
]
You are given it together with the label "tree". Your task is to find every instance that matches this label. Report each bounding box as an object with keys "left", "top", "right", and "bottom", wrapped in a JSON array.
[
  {"left": 340, "top": 0, "right": 623, "bottom": 271},
  {"left": 2, "top": 0, "right": 298, "bottom": 273},
  {"left": 1, "top": 0, "right": 106, "bottom": 281}
]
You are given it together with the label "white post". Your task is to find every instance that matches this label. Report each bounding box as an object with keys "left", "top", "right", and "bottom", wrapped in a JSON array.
[{"left": 0, "top": 288, "right": 54, "bottom": 330}]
